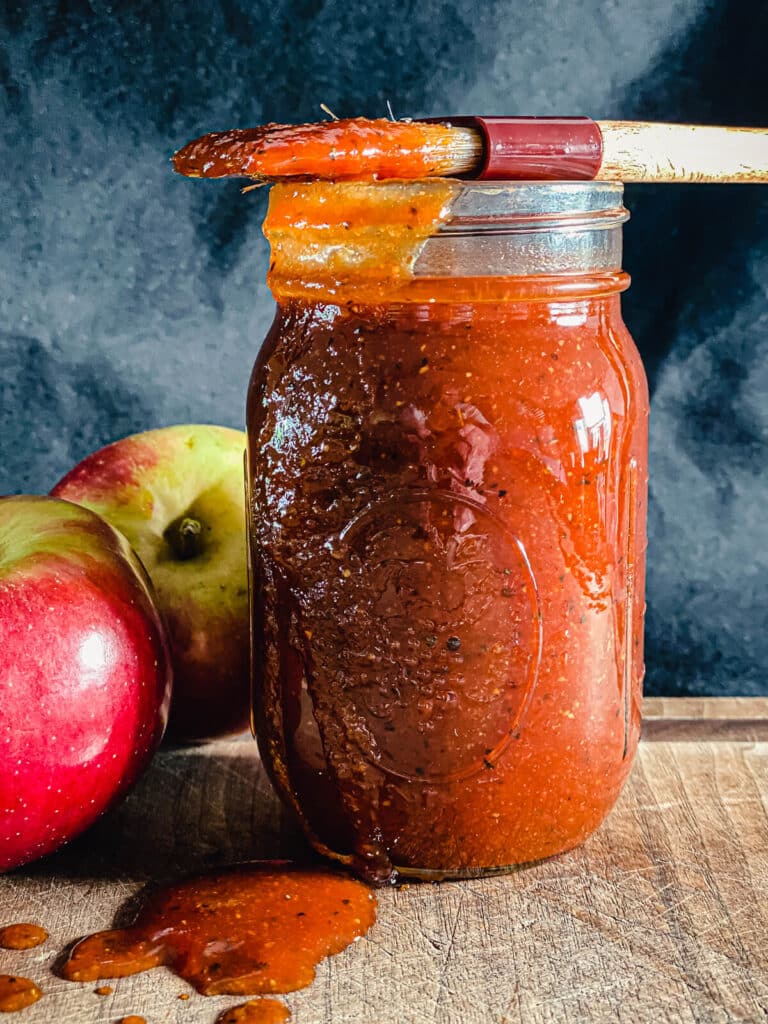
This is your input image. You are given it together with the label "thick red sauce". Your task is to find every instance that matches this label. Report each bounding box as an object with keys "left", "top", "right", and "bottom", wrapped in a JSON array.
[
  {"left": 0, "top": 924, "right": 48, "bottom": 950},
  {"left": 61, "top": 866, "right": 376, "bottom": 999},
  {"left": 247, "top": 182, "right": 648, "bottom": 883},
  {"left": 217, "top": 998, "right": 291, "bottom": 1023},
  {"left": 0, "top": 975, "right": 42, "bottom": 1012}
]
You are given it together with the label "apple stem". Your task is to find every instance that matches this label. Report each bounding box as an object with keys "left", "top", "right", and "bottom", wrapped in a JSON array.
[{"left": 164, "top": 515, "right": 204, "bottom": 561}]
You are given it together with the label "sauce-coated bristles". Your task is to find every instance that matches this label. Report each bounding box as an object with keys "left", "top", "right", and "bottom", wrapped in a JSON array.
[{"left": 172, "top": 118, "right": 483, "bottom": 182}]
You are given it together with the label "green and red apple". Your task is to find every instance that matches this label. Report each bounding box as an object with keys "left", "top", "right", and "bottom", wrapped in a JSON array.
[
  {"left": 52, "top": 424, "right": 250, "bottom": 742},
  {"left": 0, "top": 496, "right": 172, "bottom": 872}
]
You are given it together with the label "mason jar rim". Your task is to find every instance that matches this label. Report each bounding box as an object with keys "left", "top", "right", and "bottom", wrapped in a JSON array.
[
  {"left": 264, "top": 178, "right": 630, "bottom": 292},
  {"left": 414, "top": 179, "right": 628, "bottom": 278},
  {"left": 443, "top": 179, "right": 625, "bottom": 211},
  {"left": 436, "top": 179, "right": 628, "bottom": 231}
]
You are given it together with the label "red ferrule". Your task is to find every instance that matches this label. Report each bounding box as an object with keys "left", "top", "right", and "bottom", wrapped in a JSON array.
[{"left": 431, "top": 116, "right": 603, "bottom": 181}]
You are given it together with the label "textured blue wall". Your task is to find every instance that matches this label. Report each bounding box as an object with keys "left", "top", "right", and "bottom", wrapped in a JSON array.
[{"left": 1, "top": 0, "right": 766, "bottom": 694}]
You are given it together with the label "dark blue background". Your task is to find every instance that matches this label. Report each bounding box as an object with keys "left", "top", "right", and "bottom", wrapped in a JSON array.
[{"left": 1, "top": 0, "right": 766, "bottom": 695}]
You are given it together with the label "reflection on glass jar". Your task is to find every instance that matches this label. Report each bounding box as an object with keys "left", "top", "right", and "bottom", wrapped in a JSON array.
[{"left": 247, "top": 180, "right": 648, "bottom": 883}]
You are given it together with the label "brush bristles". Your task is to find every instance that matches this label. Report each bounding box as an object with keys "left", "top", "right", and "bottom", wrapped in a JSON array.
[
  {"left": 174, "top": 118, "right": 486, "bottom": 182},
  {"left": 428, "top": 126, "right": 485, "bottom": 176}
]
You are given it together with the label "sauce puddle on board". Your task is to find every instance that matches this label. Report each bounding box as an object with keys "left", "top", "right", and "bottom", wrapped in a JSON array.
[
  {"left": 0, "top": 924, "right": 48, "bottom": 950},
  {"left": 0, "top": 975, "right": 43, "bottom": 1012},
  {"left": 61, "top": 864, "right": 376, "bottom": 1015}
]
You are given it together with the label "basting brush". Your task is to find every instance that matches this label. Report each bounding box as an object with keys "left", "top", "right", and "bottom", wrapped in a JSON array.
[{"left": 173, "top": 115, "right": 768, "bottom": 184}]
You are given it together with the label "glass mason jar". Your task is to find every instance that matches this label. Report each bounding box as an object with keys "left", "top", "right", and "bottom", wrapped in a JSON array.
[{"left": 246, "top": 179, "right": 648, "bottom": 884}]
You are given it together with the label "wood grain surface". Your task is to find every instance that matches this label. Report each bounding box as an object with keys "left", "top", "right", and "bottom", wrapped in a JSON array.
[
  {"left": 2, "top": 698, "right": 767, "bottom": 1024},
  {"left": 643, "top": 697, "right": 768, "bottom": 742}
]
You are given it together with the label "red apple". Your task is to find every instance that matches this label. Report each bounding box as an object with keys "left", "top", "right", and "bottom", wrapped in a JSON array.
[
  {"left": 51, "top": 424, "right": 250, "bottom": 742},
  {"left": 0, "top": 496, "right": 172, "bottom": 872}
]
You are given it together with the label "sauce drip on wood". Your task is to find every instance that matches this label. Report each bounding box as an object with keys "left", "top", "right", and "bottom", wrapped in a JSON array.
[
  {"left": 172, "top": 118, "right": 468, "bottom": 182},
  {"left": 0, "top": 975, "right": 42, "bottom": 1012},
  {"left": 0, "top": 924, "right": 48, "bottom": 950},
  {"left": 60, "top": 866, "right": 376, "bottom": 996},
  {"left": 217, "top": 998, "right": 290, "bottom": 1023}
]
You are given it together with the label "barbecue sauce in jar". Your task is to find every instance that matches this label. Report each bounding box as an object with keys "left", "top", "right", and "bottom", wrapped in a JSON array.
[{"left": 247, "top": 179, "right": 648, "bottom": 883}]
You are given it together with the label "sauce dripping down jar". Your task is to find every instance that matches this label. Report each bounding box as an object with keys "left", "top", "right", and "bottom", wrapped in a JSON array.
[{"left": 246, "top": 179, "right": 648, "bottom": 884}]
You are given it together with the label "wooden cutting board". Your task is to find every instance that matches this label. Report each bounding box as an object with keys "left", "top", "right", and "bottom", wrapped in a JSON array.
[{"left": 2, "top": 697, "right": 767, "bottom": 1024}]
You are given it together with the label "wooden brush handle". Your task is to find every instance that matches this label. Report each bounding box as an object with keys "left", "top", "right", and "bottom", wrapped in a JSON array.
[{"left": 597, "top": 121, "right": 768, "bottom": 183}]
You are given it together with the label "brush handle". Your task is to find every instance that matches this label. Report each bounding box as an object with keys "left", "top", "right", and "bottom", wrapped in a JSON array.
[
  {"left": 598, "top": 121, "right": 768, "bottom": 183},
  {"left": 455, "top": 117, "right": 768, "bottom": 183}
]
